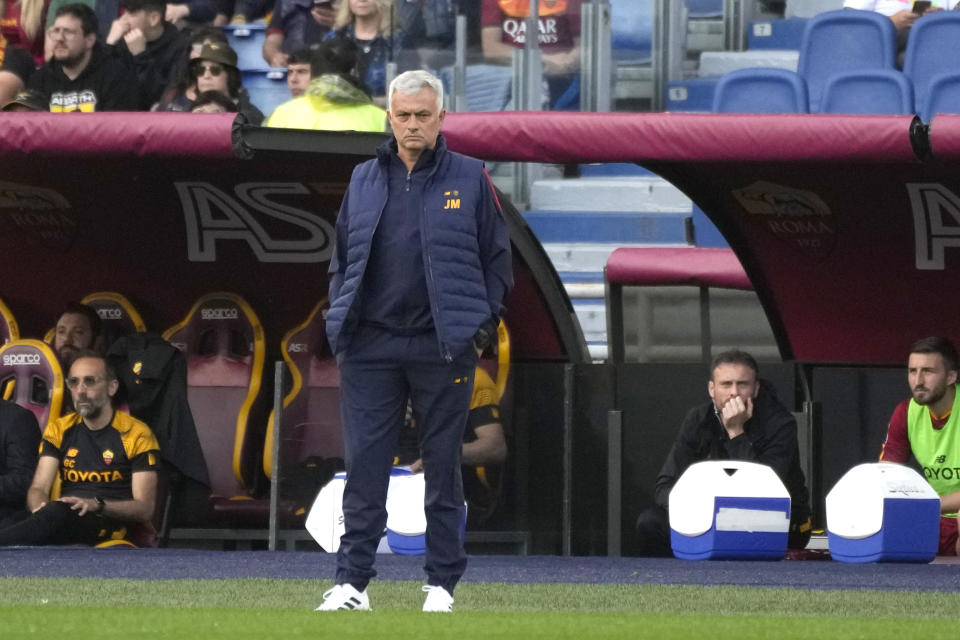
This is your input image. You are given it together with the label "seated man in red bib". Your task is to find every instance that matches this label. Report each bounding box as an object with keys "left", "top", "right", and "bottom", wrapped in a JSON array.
[
  {"left": 880, "top": 336, "right": 960, "bottom": 556},
  {"left": 0, "top": 350, "right": 160, "bottom": 546}
]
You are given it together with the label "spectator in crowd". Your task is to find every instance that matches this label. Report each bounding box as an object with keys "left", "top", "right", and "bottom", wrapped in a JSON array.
[
  {"left": 2, "top": 0, "right": 50, "bottom": 66},
  {"left": 53, "top": 301, "right": 100, "bottom": 369},
  {"left": 28, "top": 3, "right": 142, "bottom": 111},
  {"left": 481, "top": 0, "right": 582, "bottom": 108},
  {"left": 163, "top": 0, "right": 217, "bottom": 28},
  {"left": 325, "top": 0, "right": 391, "bottom": 102},
  {"left": 397, "top": 366, "right": 508, "bottom": 525},
  {"left": 318, "top": 69, "right": 511, "bottom": 613},
  {"left": 634, "top": 350, "right": 812, "bottom": 557},
  {"left": 265, "top": 35, "right": 384, "bottom": 129},
  {"left": 1, "top": 86, "right": 45, "bottom": 108},
  {"left": 262, "top": 0, "right": 335, "bottom": 67},
  {"left": 879, "top": 336, "right": 960, "bottom": 556},
  {"left": 229, "top": 0, "right": 270, "bottom": 24},
  {"left": 154, "top": 24, "right": 227, "bottom": 110},
  {"left": 0, "top": 399, "right": 40, "bottom": 527},
  {"left": 191, "top": 87, "right": 237, "bottom": 111},
  {"left": 0, "top": 36, "right": 36, "bottom": 101},
  {"left": 45, "top": 0, "right": 123, "bottom": 41},
  {"left": 157, "top": 41, "right": 263, "bottom": 121},
  {"left": 0, "top": 351, "right": 160, "bottom": 547},
  {"left": 844, "top": 0, "right": 954, "bottom": 62},
  {"left": 285, "top": 46, "right": 312, "bottom": 97},
  {"left": 105, "top": 0, "right": 191, "bottom": 108}
]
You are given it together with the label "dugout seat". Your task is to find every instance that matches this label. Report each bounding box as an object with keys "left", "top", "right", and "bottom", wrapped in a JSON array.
[
  {"left": 798, "top": 9, "right": 897, "bottom": 112},
  {"left": 819, "top": 69, "right": 913, "bottom": 115},
  {"left": 80, "top": 291, "right": 147, "bottom": 352},
  {"left": 904, "top": 12, "right": 960, "bottom": 123},
  {"left": 0, "top": 339, "right": 64, "bottom": 431},
  {"left": 163, "top": 292, "right": 268, "bottom": 518},
  {"left": 712, "top": 68, "right": 808, "bottom": 114},
  {"left": 0, "top": 296, "right": 19, "bottom": 346}
]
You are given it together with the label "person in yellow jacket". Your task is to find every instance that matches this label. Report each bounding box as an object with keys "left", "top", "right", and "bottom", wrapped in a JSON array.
[{"left": 265, "top": 36, "right": 386, "bottom": 132}]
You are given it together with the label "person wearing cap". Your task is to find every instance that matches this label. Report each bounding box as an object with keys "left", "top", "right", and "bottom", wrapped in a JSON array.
[
  {"left": 264, "top": 36, "right": 384, "bottom": 131},
  {"left": 1, "top": 88, "right": 47, "bottom": 110},
  {"left": 187, "top": 41, "right": 263, "bottom": 123},
  {"left": 105, "top": 0, "right": 190, "bottom": 108},
  {"left": 27, "top": 3, "right": 142, "bottom": 111}
]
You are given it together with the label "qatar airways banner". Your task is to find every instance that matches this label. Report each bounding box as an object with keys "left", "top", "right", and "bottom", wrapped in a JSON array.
[{"left": 443, "top": 112, "right": 959, "bottom": 365}]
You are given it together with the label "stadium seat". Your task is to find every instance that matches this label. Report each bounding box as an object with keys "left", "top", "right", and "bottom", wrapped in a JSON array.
[
  {"left": 712, "top": 68, "right": 808, "bottom": 113},
  {"left": 797, "top": 9, "right": 897, "bottom": 112},
  {"left": 80, "top": 291, "right": 147, "bottom": 352},
  {"left": 747, "top": 17, "right": 808, "bottom": 51},
  {"left": 263, "top": 299, "right": 342, "bottom": 484},
  {"left": 221, "top": 24, "right": 268, "bottom": 71},
  {"left": 163, "top": 292, "right": 267, "bottom": 508},
  {"left": 903, "top": 12, "right": 960, "bottom": 122},
  {"left": 666, "top": 77, "right": 720, "bottom": 112},
  {"left": 785, "top": 0, "right": 844, "bottom": 18},
  {"left": 819, "top": 69, "right": 914, "bottom": 115},
  {"left": 242, "top": 68, "right": 289, "bottom": 119},
  {"left": 684, "top": 0, "right": 722, "bottom": 19},
  {"left": 611, "top": 0, "right": 652, "bottom": 64},
  {"left": 921, "top": 72, "right": 960, "bottom": 123},
  {"left": 0, "top": 339, "right": 64, "bottom": 431},
  {"left": 0, "top": 296, "right": 18, "bottom": 346},
  {"left": 440, "top": 64, "right": 514, "bottom": 112}
]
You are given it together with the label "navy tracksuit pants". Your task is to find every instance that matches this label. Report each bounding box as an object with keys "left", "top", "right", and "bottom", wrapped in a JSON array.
[{"left": 335, "top": 325, "right": 475, "bottom": 593}]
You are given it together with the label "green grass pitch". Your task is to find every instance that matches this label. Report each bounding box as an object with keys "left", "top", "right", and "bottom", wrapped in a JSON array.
[{"left": 2, "top": 578, "right": 958, "bottom": 639}]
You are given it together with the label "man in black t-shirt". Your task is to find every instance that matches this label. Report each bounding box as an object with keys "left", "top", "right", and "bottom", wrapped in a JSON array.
[{"left": 0, "top": 351, "right": 160, "bottom": 546}]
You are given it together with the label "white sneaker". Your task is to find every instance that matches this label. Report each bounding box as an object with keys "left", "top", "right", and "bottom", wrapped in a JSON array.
[
  {"left": 315, "top": 584, "right": 370, "bottom": 611},
  {"left": 421, "top": 585, "right": 453, "bottom": 613}
]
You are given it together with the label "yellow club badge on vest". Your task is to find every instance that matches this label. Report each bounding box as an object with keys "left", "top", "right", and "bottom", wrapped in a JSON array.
[
  {"left": 443, "top": 190, "right": 461, "bottom": 211},
  {"left": 102, "top": 449, "right": 115, "bottom": 466}
]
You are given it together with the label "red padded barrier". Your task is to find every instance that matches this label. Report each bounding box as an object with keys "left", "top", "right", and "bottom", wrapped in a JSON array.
[{"left": 605, "top": 248, "right": 752, "bottom": 290}]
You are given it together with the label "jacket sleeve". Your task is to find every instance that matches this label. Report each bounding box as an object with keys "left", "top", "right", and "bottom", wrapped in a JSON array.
[
  {"left": 654, "top": 407, "right": 704, "bottom": 508},
  {"left": 0, "top": 407, "right": 40, "bottom": 506},
  {"left": 327, "top": 184, "right": 351, "bottom": 302},
  {"left": 723, "top": 402, "right": 798, "bottom": 481},
  {"left": 475, "top": 168, "right": 513, "bottom": 321}
]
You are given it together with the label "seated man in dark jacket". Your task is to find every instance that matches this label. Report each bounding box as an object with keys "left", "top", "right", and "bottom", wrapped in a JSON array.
[
  {"left": 635, "top": 349, "right": 812, "bottom": 556},
  {"left": 0, "top": 399, "right": 40, "bottom": 527}
]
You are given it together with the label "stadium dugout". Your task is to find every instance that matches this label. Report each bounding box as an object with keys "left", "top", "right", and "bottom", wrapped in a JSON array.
[{"left": 1, "top": 111, "right": 958, "bottom": 554}]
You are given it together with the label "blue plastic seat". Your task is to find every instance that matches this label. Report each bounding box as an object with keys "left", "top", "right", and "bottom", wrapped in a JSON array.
[
  {"left": 221, "top": 24, "right": 268, "bottom": 71},
  {"left": 666, "top": 77, "right": 720, "bottom": 112},
  {"left": 712, "top": 68, "right": 808, "bottom": 113},
  {"left": 797, "top": 9, "right": 896, "bottom": 112},
  {"left": 921, "top": 72, "right": 960, "bottom": 123},
  {"left": 684, "top": 0, "right": 723, "bottom": 19},
  {"left": 747, "top": 17, "right": 808, "bottom": 51},
  {"left": 903, "top": 12, "right": 960, "bottom": 123},
  {"left": 611, "top": 0, "right": 652, "bottom": 63},
  {"left": 242, "top": 69, "right": 290, "bottom": 118},
  {"left": 819, "top": 69, "right": 913, "bottom": 115}
]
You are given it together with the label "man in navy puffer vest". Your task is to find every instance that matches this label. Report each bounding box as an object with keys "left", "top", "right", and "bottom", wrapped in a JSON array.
[{"left": 318, "top": 70, "right": 512, "bottom": 614}]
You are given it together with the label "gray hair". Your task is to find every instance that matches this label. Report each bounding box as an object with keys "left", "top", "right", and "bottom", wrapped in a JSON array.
[{"left": 387, "top": 70, "right": 444, "bottom": 112}]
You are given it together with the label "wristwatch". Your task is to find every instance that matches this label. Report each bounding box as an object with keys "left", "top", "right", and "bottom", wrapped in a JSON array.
[{"left": 94, "top": 496, "right": 106, "bottom": 515}]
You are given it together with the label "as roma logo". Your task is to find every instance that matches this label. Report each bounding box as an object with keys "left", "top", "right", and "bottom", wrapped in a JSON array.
[{"left": 102, "top": 449, "right": 115, "bottom": 466}]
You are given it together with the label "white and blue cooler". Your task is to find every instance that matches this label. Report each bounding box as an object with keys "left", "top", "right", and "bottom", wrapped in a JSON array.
[
  {"left": 669, "top": 460, "right": 792, "bottom": 560},
  {"left": 305, "top": 471, "right": 347, "bottom": 553},
  {"left": 385, "top": 468, "right": 428, "bottom": 555},
  {"left": 826, "top": 462, "right": 939, "bottom": 563}
]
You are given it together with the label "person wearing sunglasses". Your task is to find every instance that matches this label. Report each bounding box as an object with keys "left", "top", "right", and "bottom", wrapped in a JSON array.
[
  {"left": 156, "top": 41, "right": 263, "bottom": 123},
  {"left": 0, "top": 351, "right": 161, "bottom": 547}
]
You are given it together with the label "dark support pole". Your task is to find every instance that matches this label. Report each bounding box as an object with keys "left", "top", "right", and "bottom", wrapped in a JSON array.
[
  {"left": 699, "top": 285, "right": 712, "bottom": 365},
  {"left": 562, "top": 364, "right": 575, "bottom": 556},
  {"left": 605, "top": 269, "right": 625, "bottom": 363},
  {"left": 607, "top": 409, "right": 622, "bottom": 556},
  {"left": 268, "top": 361, "right": 284, "bottom": 551}
]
